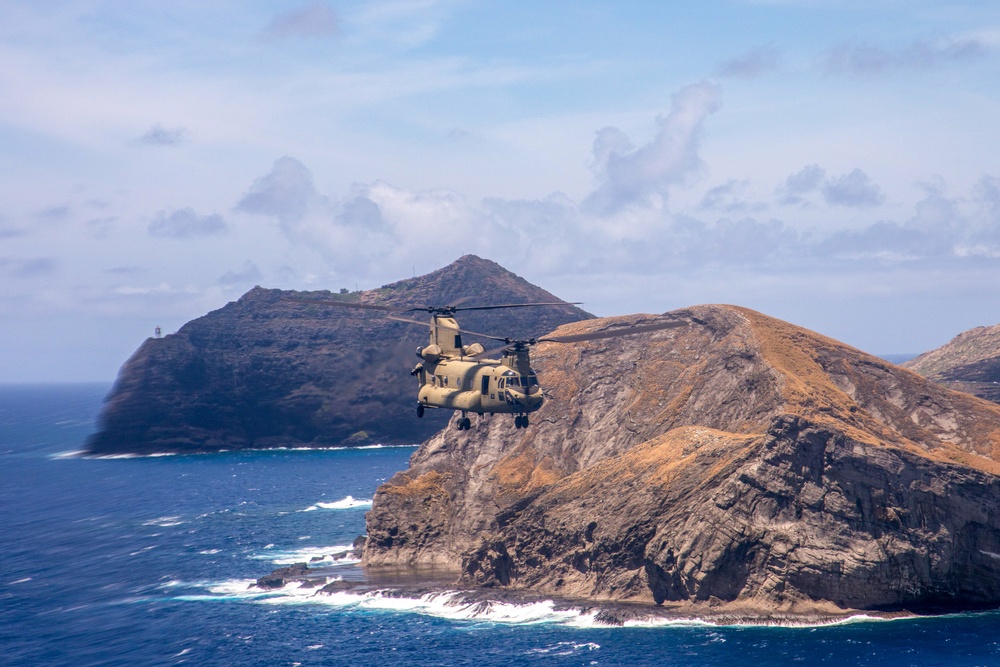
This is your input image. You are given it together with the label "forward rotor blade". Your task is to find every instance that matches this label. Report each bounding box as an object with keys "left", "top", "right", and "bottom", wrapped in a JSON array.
[
  {"left": 386, "top": 314, "right": 510, "bottom": 343},
  {"left": 539, "top": 319, "right": 688, "bottom": 344},
  {"left": 283, "top": 297, "right": 401, "bottom": 312},
  {"left": 452, "top": 301, "right": 583, "bottom": 312}
]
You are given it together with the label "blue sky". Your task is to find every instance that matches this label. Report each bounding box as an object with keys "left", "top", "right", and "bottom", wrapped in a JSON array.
[{"left": 3, "top": 1, "right": 1000, "bottom": 381}]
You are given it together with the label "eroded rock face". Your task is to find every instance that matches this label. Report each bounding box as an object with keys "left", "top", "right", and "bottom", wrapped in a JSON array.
[
  {"left": 904, "top": 323, "right": 1000, "bottom": 404},
  {"left": 364, "top": 305, "right": 1000, "bottom": 613},
  {"left": 86, "top": 256, "right": 590, "bottom": 455}
]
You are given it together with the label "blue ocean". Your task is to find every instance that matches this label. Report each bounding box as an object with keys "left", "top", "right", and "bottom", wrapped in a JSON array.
[{"left": 3, "top": 384, "right": 1000, "bottom": 666}]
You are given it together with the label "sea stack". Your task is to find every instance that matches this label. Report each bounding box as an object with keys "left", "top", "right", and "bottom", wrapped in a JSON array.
[
  {"left": 364, "top": 305, "right": 1000, "bottom": 615},
  {"left": 86, "top": 256, "right": 591, "bottom": 455}
]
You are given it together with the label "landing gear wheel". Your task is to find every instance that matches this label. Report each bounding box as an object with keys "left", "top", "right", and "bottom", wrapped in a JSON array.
[
  {"left": 514, "top": 415, "right": 527, "bottom": 428},
  {"left": 457, "top": 417, "right": 471, "bottom": 430},
  {"left": 416, "top": 404, "right": 425, "bottom": 418}
]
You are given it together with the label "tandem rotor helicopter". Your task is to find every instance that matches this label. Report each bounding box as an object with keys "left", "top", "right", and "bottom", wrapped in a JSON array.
[{"left": 288, "top": 297, "right": 687, "bottom": 430}]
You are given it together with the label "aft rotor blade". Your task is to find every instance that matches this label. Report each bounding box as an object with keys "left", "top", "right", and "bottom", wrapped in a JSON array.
[
  {"left": 284, "top": 297, "right": 401, "bottom": 312},
  {"left": 539, "top": 319, "right": 688, "bottom": 344},
  {"left": 452, "top": 301, "right": 583, "bottom": 312},
  {"left": 386, "top": 315, "right": 510, "bottom": 343},
  {"left": 470, "top": 342, "right": 516, "bottom": 360}
]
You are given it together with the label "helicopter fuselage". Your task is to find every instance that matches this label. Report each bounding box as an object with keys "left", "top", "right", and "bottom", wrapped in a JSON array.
[{"left": 413, "top": 315, "right": 543, "bottom": 423}]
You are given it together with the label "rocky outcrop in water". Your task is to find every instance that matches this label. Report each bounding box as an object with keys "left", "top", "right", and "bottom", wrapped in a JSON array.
[
  {"left": 904, "top": 323, "right": 1000, "bottom": 404},
  {"left": 86, "top": 256, "right": 590, "bottom": 455},
  {"left": 363, "top": 305, "right": 1000, "bottom": 615}
]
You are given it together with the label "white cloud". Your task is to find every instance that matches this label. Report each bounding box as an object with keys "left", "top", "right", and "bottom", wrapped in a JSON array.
[
  {"left": 584, "top": 81, "right": 722, "bottom": 215},
  {"left": 821, "top": 168, "right": 885, "bottom": 207}
]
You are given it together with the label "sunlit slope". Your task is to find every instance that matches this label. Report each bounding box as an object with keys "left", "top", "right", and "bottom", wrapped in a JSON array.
[{"left": 366, "top": 305, "right": 1000, "bottom": 614}]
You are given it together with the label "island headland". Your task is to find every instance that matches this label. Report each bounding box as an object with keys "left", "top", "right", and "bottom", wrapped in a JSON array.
[
  {"left": 904, "top": 323, "right": 1000, "bottom": 404},
  {"left": 86, "top": 255, "right": 590, "bottom": 455},
  {"left": 362, "top": 304, "right": 1000, "bottom": 617}
]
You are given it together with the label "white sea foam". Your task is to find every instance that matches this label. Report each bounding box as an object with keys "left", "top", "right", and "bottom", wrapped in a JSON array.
[
  {"left": 527, "top": 641, "right": 600, "bottom": 655},
  {"left": 250, "top": 544, "right": 356, "bottom": 565},
  {"left": 50, "top": 450, "right": 87, "bottom": 460},
  {"left": 142, "top": 516, "right": 185, "bottom": 527},
  {"left": 299, "top": 496, "right": 373, "bottom": 512},
  {"left": 175, "top": 579, "right": 920, "bottom": 629}
]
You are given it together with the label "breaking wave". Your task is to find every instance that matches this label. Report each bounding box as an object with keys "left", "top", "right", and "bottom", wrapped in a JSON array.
[
  {"left": 299, "top": 496, "right": 373, "bottom": 512},
  {"left": 172, "top": 579, "right": 916, "bottom": 629},
  {"left": 251, "top": 544, "right": 358, "bottom": 566}
]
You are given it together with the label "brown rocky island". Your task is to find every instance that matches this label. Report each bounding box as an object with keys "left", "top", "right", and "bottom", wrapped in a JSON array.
[{"left": 362, "top": 304, "right": 1000, "bottom": 619}]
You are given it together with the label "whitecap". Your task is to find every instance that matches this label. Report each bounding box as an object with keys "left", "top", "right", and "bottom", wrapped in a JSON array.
[
  {"left": 49, "top": 450, "right": 86, "bottom": 460},
  {"left": 142, "top": 516, "right": 184, "bottom": 527},
  {"left": 299, "top": 496, "right": 373, "bottom": 512},
  {"left": 249, "top": 544, "right": 356, "bottom": 565}
]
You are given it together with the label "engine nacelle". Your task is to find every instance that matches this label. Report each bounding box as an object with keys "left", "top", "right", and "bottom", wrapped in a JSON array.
[
  {"left": 463, "top": 343, "right": 485, "bottom": 356},
  {"left": 419, "top": 344, "right": 443, "bottom": 362}
]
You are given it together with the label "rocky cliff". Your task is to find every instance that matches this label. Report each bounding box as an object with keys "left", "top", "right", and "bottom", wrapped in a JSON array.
[
  {"left": 86, "top": 256, "right": 591, "bottom": 455},
  {"left": 364, "top": 305, "right": 1000, "bottom": 615},
  {"left": 904, "top": 323, "right": 1000, "bottom": 404}
]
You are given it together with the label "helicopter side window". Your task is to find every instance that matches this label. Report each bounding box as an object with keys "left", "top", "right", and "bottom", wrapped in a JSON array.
[
  {"left": 443, "top": 376, "right": 449, "bottom": 387},
  {"left": 481, "top": 376, "right": 489, "bottom": 394}
]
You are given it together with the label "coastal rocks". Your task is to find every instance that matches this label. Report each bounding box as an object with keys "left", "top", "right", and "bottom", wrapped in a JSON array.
[
  {"left": 255, "top": 563, "right": 312, "bottom": 590},
  {"left": 86, "top": 256, "right": 590, "bottom": 455},
  {"left": 904, "top": 322, "right": 1000, "bottom": 404},
  {"left": 363, "top": 305, "right": 1000, "bottom": 614}
]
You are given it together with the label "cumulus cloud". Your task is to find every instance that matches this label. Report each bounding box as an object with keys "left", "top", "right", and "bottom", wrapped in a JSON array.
[
  {"left": 699, "top": 179, "right": 766, "bottom": 213},
  {"left": 823, "top": 38, "right": 988, "bottom": 75},
  {"left": 584, "top": 81, "right": 721, "bottom": 215},
  {"left": 778, "top": 164, "right": 826, "bottom": 205},
  {"left": 235, "top": 157, "right": 478, "bottom": 274},
  {"left": 262, "top": 2, "right": 339, "bottom": 40},
  {"left": 236, "top": 156, "right": 326, "bottom": 224},
  {"left": 777, "top": 165, "right": 884, "bottom": 208},
  {"left": 821, "top": 169, "right": 885, "bottom": 207},
  {"left": 135, "top": 124, "right": 187, "bottom": 146},
  {"left": 716, "top": 47, "right": 781, "bottom": 78},
  {"left": 229, "top": 83, "right": 998, "bottom": 295},
  {"left": 148, "top": 208, "right": 227, "bottom": 238}
]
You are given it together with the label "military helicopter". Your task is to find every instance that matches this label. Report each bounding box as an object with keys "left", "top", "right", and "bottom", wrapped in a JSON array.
[{"left": 288, "top": 297, "right": 688, "bottom": 429}]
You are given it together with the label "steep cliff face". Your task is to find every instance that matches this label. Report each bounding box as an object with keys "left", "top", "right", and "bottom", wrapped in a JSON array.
[
  {"left": 904, "top": 323, "right": 1000, "bottom": 404},
  {"left": 86, "top": 256, "right": 591, "bottom": 455},
  {"left": 364, "top": 305, "right": 1000, "bottom": 613}
]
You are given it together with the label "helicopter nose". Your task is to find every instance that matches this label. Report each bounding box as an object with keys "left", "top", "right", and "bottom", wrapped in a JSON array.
[{"left": 506, "top": 387, "right": 543, "bottom": 410}]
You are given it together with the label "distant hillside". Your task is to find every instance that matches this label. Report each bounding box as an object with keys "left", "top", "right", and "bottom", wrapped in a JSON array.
[
  {"left": 86, "top": 256, "right": 592, "bottom": 455},
  {"left": 904, "top": 323, "right": 1000, "bottom": 403}
]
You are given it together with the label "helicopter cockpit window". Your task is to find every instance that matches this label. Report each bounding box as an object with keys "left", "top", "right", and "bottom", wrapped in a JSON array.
[
  {"left": 522, "top": 375, "right": 539, "bottom": 388},
  {"left": 498, "top": 378, "right": 505, "bottom": 389}
]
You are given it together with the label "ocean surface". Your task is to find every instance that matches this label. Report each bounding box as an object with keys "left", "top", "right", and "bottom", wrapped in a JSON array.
[{"left": 3, "top": 384, "right": 1000, "bottom": 666}]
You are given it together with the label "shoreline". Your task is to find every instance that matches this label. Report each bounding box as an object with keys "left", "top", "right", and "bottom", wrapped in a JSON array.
[{"left": 251, "top": 561, "right": 939, "bottom": 628}]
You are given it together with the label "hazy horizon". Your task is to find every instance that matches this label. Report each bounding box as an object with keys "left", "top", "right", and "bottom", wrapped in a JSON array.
[{"left": 3, "top": 1, "right": 999, "bottom": 381}]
